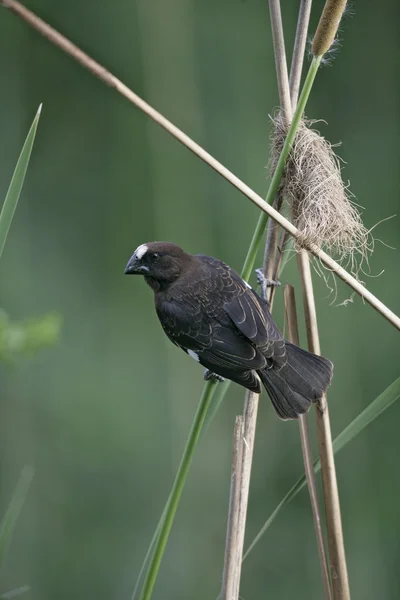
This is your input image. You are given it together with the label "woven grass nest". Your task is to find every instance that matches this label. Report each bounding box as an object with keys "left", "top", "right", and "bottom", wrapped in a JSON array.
[{"left": 271, "top": 116, "right": 373, "bottom": 278}]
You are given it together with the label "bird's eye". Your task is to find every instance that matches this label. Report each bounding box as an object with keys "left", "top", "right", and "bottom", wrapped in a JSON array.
[{"left": 152, "top": 252, "right": 159, "bottom": 261}]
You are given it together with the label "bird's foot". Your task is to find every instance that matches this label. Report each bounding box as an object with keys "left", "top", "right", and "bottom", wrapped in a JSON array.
[
  {"left": 255, "top": 269, "right": 281, "bottom": 301},
  {"left": 255, "top": 268, "right": 281, "bottom": 288},
  {"left": 204, "top": 369, "right": 225, "bottom": 383}
]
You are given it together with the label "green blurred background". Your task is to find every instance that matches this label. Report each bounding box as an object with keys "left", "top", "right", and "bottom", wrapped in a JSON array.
[{"left": 1, "top": 1, "right": 399, "bottom": 598}]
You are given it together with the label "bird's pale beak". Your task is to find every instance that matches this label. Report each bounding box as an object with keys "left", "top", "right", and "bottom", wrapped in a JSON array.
[{"left": 124, "top": 254, "right": 149, "bottom": 275}]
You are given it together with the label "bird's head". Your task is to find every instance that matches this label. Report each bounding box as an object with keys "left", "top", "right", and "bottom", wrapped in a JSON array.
[{"left": 124, "top": 242, "right": 188, "bottom": 290}]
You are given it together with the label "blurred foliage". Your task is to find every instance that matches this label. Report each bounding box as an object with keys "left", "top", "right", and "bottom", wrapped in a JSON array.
[
  {"left": 0, "top": 1, "right": 399, "bottom": 600},
  {"left": 0, "top": 311, "right": 61, "bottom": 361}
]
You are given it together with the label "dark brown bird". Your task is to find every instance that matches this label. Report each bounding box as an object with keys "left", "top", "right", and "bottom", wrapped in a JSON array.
[{"left": 125, "top": 242, "right": 333, "bottom": 420}]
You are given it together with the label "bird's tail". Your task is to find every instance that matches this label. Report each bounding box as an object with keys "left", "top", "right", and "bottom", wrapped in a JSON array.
[{"left": 258, "top": 342, "right": 333, "bottom": 420}]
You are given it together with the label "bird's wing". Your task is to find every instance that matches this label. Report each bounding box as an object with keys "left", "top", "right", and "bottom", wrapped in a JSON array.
[
  {"left": 156, "top": 254, "right": 286, "bottom": 371},
  {"left": 157, "top": 296, "right": 266, "bottom": 370},
  {"left": 156, "top": 297, "right": 212, "bottom": 352},
  {"left": 200, "top": 325, "right": 267, "bottom": 370},
  {"left": 224, "top": 289, "right": 287, "bottom": 364},
  {"left": 198, "top": 255, "right": 287, "bottom": 366}
]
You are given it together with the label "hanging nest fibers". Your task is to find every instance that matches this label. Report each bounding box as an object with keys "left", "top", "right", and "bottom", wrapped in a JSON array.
[{"left": 271, "top": 115, "right": 373, "bottom": 277}]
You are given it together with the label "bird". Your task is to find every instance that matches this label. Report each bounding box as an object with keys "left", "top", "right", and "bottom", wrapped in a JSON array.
[{"left": 124, "top": 241, "right": 333, "bottom": 420}]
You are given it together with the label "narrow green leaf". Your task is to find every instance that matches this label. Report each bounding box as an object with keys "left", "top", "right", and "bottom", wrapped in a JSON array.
[
  {"left": 0, "top": 105, "right": 42, "bottom": 260},
  {"left": 202, "top": 380, "right": 230, "bottom": 435},
  {"left": 131, "top": 511, "right": 163, "bottom": 600},
  {"left": 331, "top": 378, "right": 400, "bottom": 454},
  {"left": 137, "top": 382, "right": 217, "bottom": 600},
  {"left": 243, "top": 376, "right": 400, "bottom": 561},
  {"left": 0, "top": 466, "right": 34, "bottom": 569}
]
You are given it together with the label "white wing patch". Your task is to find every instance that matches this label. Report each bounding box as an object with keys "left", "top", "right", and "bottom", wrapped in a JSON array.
[
  {"left": 188, "top": 349, "right": 200, "bottom": 362},
  {"left": 245, "top": 281, "right": 252, "bottom": 290},
  {"left": 135, "top": 244, "right": 148, "bottom": 259}
]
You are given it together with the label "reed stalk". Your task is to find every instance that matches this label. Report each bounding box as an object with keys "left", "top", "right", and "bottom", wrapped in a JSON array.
[{"left": 284, "top": 285, "right": 332, "bottom": 600}]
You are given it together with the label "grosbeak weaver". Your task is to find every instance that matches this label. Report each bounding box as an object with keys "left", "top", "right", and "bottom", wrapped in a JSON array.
[{"left": 125, "top": 242, "right": 333, "bottom": 420}]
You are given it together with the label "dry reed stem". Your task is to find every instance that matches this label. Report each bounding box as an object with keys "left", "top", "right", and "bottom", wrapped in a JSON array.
[
  {"left": 260, "top": 7, "right": 331, "bottom": 600},
  {"left": 2, "top": 0, "right": 400, "bottom": 332},
  {"left": 289, "top": 0, "right": 313, "bottom": 108},
  {"left": 265, "top": 0, "right": 312, "bottom": 307},
  {"left": 265, "top": 14, "right": 340, "bottom": 599},
  {"left": 268, "top": 0, "right": 312, "bottom": 298},
  {"left": 297, "top": 251, "right": 350, "bottom": 600},
  {"left": 221, "top": 417, "right": 244, "bottom": 600},
  {"left": 235, "top": 394, "right": 259, "bottom": 576},
  {"left": 221, "top": 3, "right": 295, "bottom": 595},
  {"left": 263, "top": 204, "right": 282, "bottom": 304},
  {"left": 263, "top": 0, "right": 293, "bottom": 304},
  {"left": 268, "top": 0, "right": 292, "bottom": 121},
  {"left": 284, "top": 1, "right": 350, "bottom": 595},
  {"left": 221, "top": 394, "right": 259, "bottom": 599},
  {"left": 284, "top": 284, "right": 332, "bottom": 600}
]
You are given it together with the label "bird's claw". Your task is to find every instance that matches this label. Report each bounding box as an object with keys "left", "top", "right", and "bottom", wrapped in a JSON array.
[
  {"left": 255, "top": 268, "right": 281, "bottom": 288},
  {"left": 204, "top": 369, "right": 225, "bottom": 383}
]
